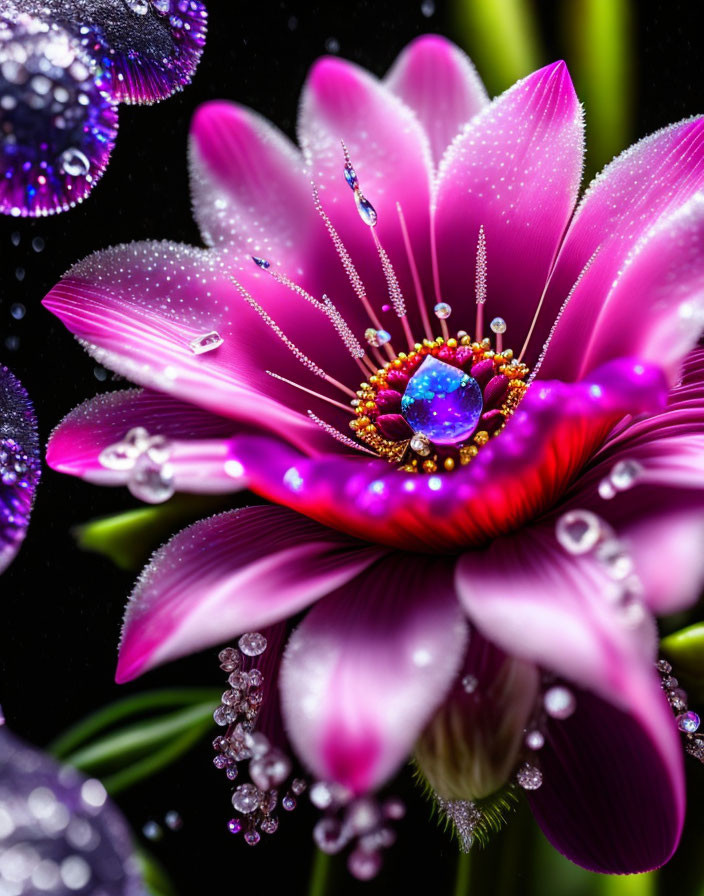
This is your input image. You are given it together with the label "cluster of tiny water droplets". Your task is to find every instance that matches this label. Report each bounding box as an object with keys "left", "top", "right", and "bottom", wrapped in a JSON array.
[
  {"left": 98, "top": 426, "right": 175, "bottom": 504},
  {"left": 213, "top": 638, "right": 307, "bottom": 847},
  {"left": 310, "top": 786, "right": 405, "bottom": 880},
  {"left": 555, "top": 508, "right": 646, "bottom": 627},
  {"left": 0, "top": 14, "right": 118, "bottom": 217},
  {"left": 0, "top": 723, "right": 144, "bottom": 895},
  {"left": 434, "top": 797, "right": 481, "bottom": 853},
  {"left": 655, "top": 659, "right": 704, "bottom": 762}
]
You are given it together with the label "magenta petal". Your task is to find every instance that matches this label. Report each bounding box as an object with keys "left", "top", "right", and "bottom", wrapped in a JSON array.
[
  {"left": 42, "top": 241, "right": 351, "bottom": 454},
  {"left": 229, "top": 359, "right": 667, "bottom": 551},
  {"left": 455, "top": 525, "right": 684, "bottom": 872},
  {"left": 385, "top": 35, "right": 488, "bottom": 167},
  {"left": 1, "top": 365, "right": 40, "bottom": 574},
  {"left": 47, "top": 389, "right": 243, "bottom": 493},
  {"left": 434, "top": 61, "right": 584, "bottom": 349},
  {"left": 297, "top": 54, "right": 434, "bottom": 344},
  {"left": 529, "top": 686, "right": 684, "bottom": 873},
  {"left": 545, "top": 195, "right": 704, "bottom": 384},
  {"left": 189, "top": 101, "right": 318, "bottom": 255},
  {"left": 537, "top": 117, "right": 704, "bottom": 377},
  {"left": 116, "top": 506, "right": 385, "bottom": 682},
  {"left": 279, "top": 554, "right": 467, "bottom": 793}
]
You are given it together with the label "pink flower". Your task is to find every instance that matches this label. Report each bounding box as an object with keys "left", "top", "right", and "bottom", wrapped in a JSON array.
[{"left": 43, "top": 36, "right": 704, "bottom": 874}]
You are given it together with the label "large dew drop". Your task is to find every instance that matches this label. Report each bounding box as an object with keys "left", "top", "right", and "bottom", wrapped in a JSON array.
[{"left": 401, "top": 356, "right": 483, "bottom": 446}]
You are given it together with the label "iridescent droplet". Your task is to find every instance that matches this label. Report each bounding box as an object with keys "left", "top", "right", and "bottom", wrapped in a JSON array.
[
  {"left": 677, "top": 711, "right": 701, "bottom": 734},
  {"left": 555, "top": 510, "right": 603, "bottom": 555},
  {"left": 252, "top": 256, "right": 270, "bottom": 269},
  {"left": 516, "top": 763, "right": 542, "bottom": 790},
  {"left": 238, "top": 632, "right": 267, "bottom": 656},
  {"left": 401, "top": 356, "right": 483, "bottom": 446},
  {"left": 409, "top": 432, "right": 431, "bottom": 457},
  {"left": 610, "top": 459, "right": 643, "bottom": 491},
  {"left": 343, "top": 163, "right": 358, "bottom": 190},
  {"left": 354, "top": 191, "right": 377, "bottom": 226},
  {"left": 434, "top": 302, "right": 452, "bottom": 320},
  {"left": 490, "top": 317, "right": 507, "bottom": 334},
  {"left": 231, "top": 784, "right": 260, "bottom": 814},
  {"left": 188, "top": 330, "right": 223, "bottom": 354},
  {"left": 543, "top": 686, "right": 576, "bottom": 719},
  {"left": 227, "top": 817, "right": 242, "bottom": 834}
]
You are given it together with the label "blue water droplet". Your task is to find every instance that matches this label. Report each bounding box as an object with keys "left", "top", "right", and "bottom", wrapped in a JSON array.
[
  {"left": 354, "top": 191, "right": 377, "bottom": 226},
  {"left": 401, "top": 356, "right": 483, "bottom": 445},
  {"left": 343, "top": 163, "right": 358, "bottom": 190},
  {"left": 252, "top": 256, "right": 270, "bottom": 269}
]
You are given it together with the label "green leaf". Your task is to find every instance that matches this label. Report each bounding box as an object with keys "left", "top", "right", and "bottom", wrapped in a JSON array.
[
  {"left": 73, "top": 494, "right": 229, "bottom": 570},
  {"left": 562, "top": 0, "right": 634, "bottom": 177},
  {"left": 661, "top": 622, "right": 704, "bottom": 696},
  {"left": 452, "top": 0, "right": 543, "bottom": 94}
]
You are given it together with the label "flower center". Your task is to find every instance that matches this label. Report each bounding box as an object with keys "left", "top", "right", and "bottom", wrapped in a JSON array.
[{"left": 350, "top": 331, "right": 529, "bottom": 473}]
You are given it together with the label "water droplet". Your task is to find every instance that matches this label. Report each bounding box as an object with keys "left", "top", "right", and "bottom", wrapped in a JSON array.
[
  {"left": 142, "top": 820, "right": 162, "bottom": 840},
  {"left": 461, "top": 675, "right": 478, "bottom": 694},
  {"left": 348, "top": 847, "right": 382, "bottom": 880},
  {"left": 677, "top": 711, "right": 700, "bottom": 734},
  {"left": 10, "top": 303, "right": 25, "bottom": 320},
  {"left": 365, "top": 327, "right": 390, "bottom": 348},
  {"left": 343, "top": 163, "right": 358, "bottom": 190},
  {"left": 252, "top": 256, "right": 270, "bottom": 269},
  {"left": 227, "top": 817, "right": 242, "bottom": 834},
  {"left": 125, "top": 0, "right": 150, "bottom": 13},
  {"left": 231, "top": 784, "right": 260, "bottom": 814},
  {"left": 60, "top": 148, "right": 90, "bottom": 177},
  {"left": 244, "top": 829, "right": 261, "bottom": 846},
  {"left": 260, "top": 816, "right": 279, "bottom": 834},
  {"left": 354, "top": 191, "right": 377, "bottom": 226},
  {"left": 188, "top": 330, "right": 223, "bottom": 354},
  {"left": 282, "top": 793, "right": 296, "bottom": 811},
  {"left": 421, "top": 0, "right": 436, "bottom": 15},
  {"left": 238, "top": 632, "right": 267, "bottom": 656},
  {"left": 127, "top": 453, "right": 175, "bottom": 504},
  {"left": 525, "top": 730, "right": 545, "bottom": 750},
  {"left": 164, "top": 810, "right": 182, "bottom": 831},
  {"left": 401, "top": 356, "right": 483, "bottom": 445},
  {"left": 152, "top": 0, "right": 171, "bottom": 13},
  {"left": 595, "top": 539, "right": 634, "bottom": 581},
  {"left": 313, "top": 817, "right": 348, "bottom": 854},
  {"left": 516, "top": 763, "right": 542, "bottom": 790},
  {"left": 598, "top": 478, "right": 617, "bottom": 499},
  {"left": 543, "top": 686, "right": 576, "bottom": 719},
  {"left": 434, "top": 302, "right": 452, "bottom": 320},
  {"left": 490, "top": 317, "right": 507, "bottom": 334},
  {"left": 249, "top": 750, "right": 291, "bottom": 790},
  {"left": 32, "top": 237, "right": 45, "bottom": 253},
  {"left": 610, "top": 459, "right": 643, "bottom": 491},
  {"left": 409, "top": 432, "right": 431, "bottom": 456},
  {"left": 309, "top": 782, "right": 333, "bottom": 809},
  {"left": 555, "top": 510, "right": 604, "bottom": 555}
]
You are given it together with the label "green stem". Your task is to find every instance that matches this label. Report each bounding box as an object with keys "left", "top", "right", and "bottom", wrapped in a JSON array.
[
  {"left": 49, "top": 688, "right": 219, "bottom": 759},
  {"left": 307, "top": 850, "right": 333, "bottom": 896},
  {"left": 101, "top": 723, "right": 210, "bottom": 794},
  {"left": 453, "top": 851, "right": 472, "bottom": 896},
  {"left": 61, "top": 702, "right": 215, "bottom": 771}
]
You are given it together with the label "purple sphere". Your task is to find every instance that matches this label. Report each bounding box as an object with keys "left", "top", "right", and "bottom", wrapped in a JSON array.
[{"left": 0, "top": 15, "right": 118, "bottom": 217}]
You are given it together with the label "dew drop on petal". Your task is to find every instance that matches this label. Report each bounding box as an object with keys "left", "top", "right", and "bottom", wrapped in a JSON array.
[
  {"left": 238, "top": 632, "right": 267, "bottom": 657},
  {"left": 188, "top": 330, "right": 223, "bottom": 354},
  {"left": 555, "top": 509, "right": 604, "bottom": 555},
  {"left": 354, "top": 191, "right": 377, "bottom": 226},
  {"left": 127, "top": 453, "right": 175, "bottom": 504},
  {"left": 231, "top": 784, "right": 260, "bottom": 815},
  {"left": 516, "top": 763, "right": 543, "bottom": 790},
  {"left": 543, "top": 686, "right": 576, "bottom": 719}
]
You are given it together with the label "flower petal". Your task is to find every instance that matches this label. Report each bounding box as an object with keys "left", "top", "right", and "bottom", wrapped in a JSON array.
[
  {"left": 229, "top": 359, "right": 667, "bottom": 551},
  {"left": 1, "top": 365, "right": 40, "bottom": 574},
  {"left": 385, "top": 35, "right": 489, "bottom": 167},
  {"left": 298, "top": 54, "right": 435, "bottom": 345},
  {"left": 542, "top": 195, "right": 704, "bottom": 384},
  {"left": 536, "top": 117, "right": 704, "bottom": 377},
  {"left": 455, "top": 526, "right": 684, "bottom": 872},
  {"left": 47, "top": 389, "right": 243, "bottom": 493},
  {"left": 279, "top": 553, "right": 467, "bottom": 793},
  {"left": 434, "top": 61, "right": 584, "bottom": 348},
  {"left": 558, "top": 349, "right": 704, "bottom": 614},
  {"left": 116, "top": 506, "right": 385, "bottom": 682},
  {"left": 42, "top": 241, "right": 355, "bottom": 454},
  {"left": 189, "top": 101, "right": 318, "bottom": 254},
  {"left": 529, "top": 686, "right": 684, "bottom": 873}
]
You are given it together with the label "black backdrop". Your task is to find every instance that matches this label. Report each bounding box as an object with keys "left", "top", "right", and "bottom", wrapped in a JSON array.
[{"left": 2, "top": 1, "right": 704, "bottom": 893}]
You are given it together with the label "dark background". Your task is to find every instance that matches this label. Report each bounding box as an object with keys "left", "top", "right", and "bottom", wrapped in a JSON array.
[{"left": 2, "top": 1, "right": 704, "bottom": 893}]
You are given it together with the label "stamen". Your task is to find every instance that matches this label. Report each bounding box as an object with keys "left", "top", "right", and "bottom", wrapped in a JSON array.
[
  {"left": 307, "top": 411, "right": 380, "bottom": 456},
  {"left": 266, "top": 372, "right": 355, "bottom": 414},
  {"left": 251, "top": 257, "right": 371, "bottom": 374},
  {"left": 232, "top": 278, "right": 356, "bottom": 398},
  {"left": 474, "top": 225, "right": 487, "bottom": 341},
  {"left": 429, "top": 208, "right": 442, "bottom": 306},
  {"left": 370, "top": 227, "right": 415, "bottom": 350},
  {"left": 396, "top": 201, "right": 433, "bottom": 340},
  {"left": 311, "top": 182, "right": 392, "bottom": 361},
  {"left": 490, "top": 316, "right": 506, "bottom": 354},
  {"left": 525, "top": 246, "right": 601, "bottom": 375}
]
